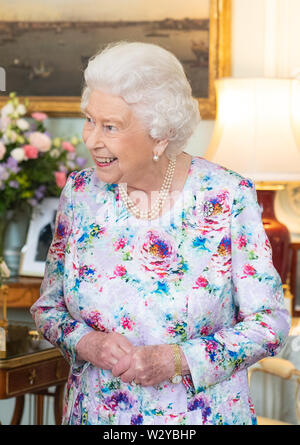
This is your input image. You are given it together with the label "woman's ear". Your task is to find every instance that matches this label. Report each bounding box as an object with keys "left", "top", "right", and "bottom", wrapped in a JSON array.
[{"left": 155, "top": 138, "right": 169, "bottom": 157}]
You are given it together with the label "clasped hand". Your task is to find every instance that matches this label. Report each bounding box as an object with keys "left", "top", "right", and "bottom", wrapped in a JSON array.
[
  {"left": 112, "top": 344, "right": 174, "bottom": 386},
  {"left": 76, "top": 331, "right": 175, "bottom": 386}
]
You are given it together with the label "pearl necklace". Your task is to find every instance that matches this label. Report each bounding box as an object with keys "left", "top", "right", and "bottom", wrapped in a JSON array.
[{"left": 118, "top": 158, "right": 177, "bottom": 220}]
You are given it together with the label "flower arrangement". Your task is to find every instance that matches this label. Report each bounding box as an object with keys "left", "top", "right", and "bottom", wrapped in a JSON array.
[
  {"left": 0, "top": 92, "right": 87, "bottom": 282},
  {"left": 0, "top": 92, "right": 86, "bottom": 213}
]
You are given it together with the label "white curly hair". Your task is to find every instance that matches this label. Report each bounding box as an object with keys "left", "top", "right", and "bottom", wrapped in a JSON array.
[{"left": 80, "top": 41, "right": 201, "bottom": 160}]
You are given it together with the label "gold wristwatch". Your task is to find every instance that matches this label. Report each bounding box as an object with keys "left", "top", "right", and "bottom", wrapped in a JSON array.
[{"left": 169, "top": 344, "right": 183, "bottom": 384}]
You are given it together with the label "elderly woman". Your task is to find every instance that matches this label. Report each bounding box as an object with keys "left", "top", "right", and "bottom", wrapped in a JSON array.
[{"left": 30, "top": 41, "right": 290, "bottom": 425}]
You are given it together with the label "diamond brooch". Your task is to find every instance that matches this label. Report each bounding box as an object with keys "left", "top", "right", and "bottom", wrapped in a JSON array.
[{"left": 202, "top": 200, "right": 214, "bottom": 218}]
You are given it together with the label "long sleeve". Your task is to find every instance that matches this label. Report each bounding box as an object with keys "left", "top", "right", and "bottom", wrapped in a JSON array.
[
  {"left": 180, "top": 179, "right": 291, "bottom": 393},
  {"left": 30, "top": 172, "right": 94, "bottom": 375}
]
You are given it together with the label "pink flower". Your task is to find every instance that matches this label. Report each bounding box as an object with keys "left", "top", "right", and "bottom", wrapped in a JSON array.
[
  {"left": 237, "top": 235, "right": 247, "bottom": 249},
  {"left": 54, "top": 171, "right": 67, "bottom": 188},
  {"left": 239, "top": 179, "right": 252, "bottom": 188},
  {"left": 194, "top": 276, "right": 209, "bottom": 288},
  {"left": 121, "top": 316, "right": 135, "bottom": 331},
  {"left": 243, "top": 264, "right": 257, "bottom": 276},
  {"left": 0, "top": 141, "right": 6, "bottom": 160},
  {"left": 200, "top": 325, "right": 212, "bottom": 336},
  {"left": 114, "top": 264, "right": 127, "bottom": 277},
  {"left": 24, "top": 144, "right": 38, "bottom": 159},
  {"left": 113, "top": 237, "right": 127, "bottom": 251},
  {"left": 29, "top": 131, "right": 51, "bottom": 152},
  {"left": 31, "top": 112, "right": 48, "bottom": 121},
  {"left": 62, "top": 141, "right": 75, "bottom": 152}
]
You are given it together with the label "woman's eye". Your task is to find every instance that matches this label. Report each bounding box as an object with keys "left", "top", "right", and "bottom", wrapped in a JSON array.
[
  {"left": 85, "top": 116, "right": 94, "bottom": 124},
  {"left": 105, "top": 124, "right": 117, "bottom": 132}
]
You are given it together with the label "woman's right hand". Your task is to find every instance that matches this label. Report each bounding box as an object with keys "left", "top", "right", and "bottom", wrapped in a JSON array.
[{"left": 75, "top": 331, "right": 134, "bottom": 370}]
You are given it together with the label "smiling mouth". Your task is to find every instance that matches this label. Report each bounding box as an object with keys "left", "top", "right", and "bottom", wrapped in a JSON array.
[{"left": 95, "top": 157, "right": 118, "bottom": 167}]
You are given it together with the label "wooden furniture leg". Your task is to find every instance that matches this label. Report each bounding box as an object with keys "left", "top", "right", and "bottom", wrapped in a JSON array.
[
  {"left": 54, "top": 384, "right": 65, "bottom": 425},
  {"left": 10, "top": 395, "right": 25, "bottom": 425},
  {"left": 35, "top": 394, "right": 44, "bottom": 425}
]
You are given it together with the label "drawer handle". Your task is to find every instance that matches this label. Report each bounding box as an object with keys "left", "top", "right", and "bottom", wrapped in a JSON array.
[{"left": 28, "top": 369, "right": 36, "bottom": 385}]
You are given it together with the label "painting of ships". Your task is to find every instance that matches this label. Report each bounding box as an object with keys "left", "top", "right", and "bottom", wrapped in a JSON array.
[{"left": 191, "top": 40, "right": 209, "bottom": 67}]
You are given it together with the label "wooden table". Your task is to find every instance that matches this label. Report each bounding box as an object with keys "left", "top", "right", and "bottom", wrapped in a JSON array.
[
  {"left": 0, "top": 325, "right": 69, "bottom": 425},
  {"left": 5, "top": 277, "right": 42, "bottom": 309}
]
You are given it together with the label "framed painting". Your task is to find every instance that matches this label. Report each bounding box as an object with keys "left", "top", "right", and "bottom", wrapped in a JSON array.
[
  {"left": 0, "top": 0, "right": 231, "bottom": 119},
  {"left": 19, "top": 197, "right": 59, "bottom": 277}
]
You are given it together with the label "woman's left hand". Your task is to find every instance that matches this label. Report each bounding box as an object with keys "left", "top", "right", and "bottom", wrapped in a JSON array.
[{"left": 111, "top": 344, "right": 175, "bottom": 386}]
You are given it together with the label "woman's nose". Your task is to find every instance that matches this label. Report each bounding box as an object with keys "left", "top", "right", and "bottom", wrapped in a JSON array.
[{"left": 83, "top": 126, "right": 105, "bottom": 150}]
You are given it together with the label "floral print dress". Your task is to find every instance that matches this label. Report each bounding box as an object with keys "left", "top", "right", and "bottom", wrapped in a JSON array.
[{"left": 30, "top": 156, "right": 290, "bottom": 425}]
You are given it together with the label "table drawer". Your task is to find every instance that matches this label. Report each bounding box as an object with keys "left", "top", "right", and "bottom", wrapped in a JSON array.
[{"left": 6, "top": 357, "right": 69, "bottom": 396}]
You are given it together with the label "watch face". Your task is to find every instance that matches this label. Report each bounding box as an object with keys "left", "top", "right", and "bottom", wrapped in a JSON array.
[{"left": 171, "top": 375, "right": 182, "bottom": 384}]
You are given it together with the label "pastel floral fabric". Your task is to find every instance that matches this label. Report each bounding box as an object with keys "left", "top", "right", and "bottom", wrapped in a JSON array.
[{"left": 30, "top": 156, "right": 290, "bottom": 425}]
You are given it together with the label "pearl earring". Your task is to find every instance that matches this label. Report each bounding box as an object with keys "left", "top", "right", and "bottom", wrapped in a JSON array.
[{"left": 153, "top": 154, "right": 159, "bottom": 162}]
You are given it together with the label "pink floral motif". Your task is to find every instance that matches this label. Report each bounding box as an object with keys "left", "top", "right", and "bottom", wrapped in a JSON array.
[
  {"left": 73, "top": 171, "right": 91, "bottom": 192},
  {"left": 114, "top": 264, "right": 127, "bottom": 277},
  {"left": 133, "top": 228, "right": 182, "bottom": 280},
  {"left": 113, "top": 237, "right": 127, "bottom": 251},
  {"left": 236, "top": 235, "right": 247, "bottom": 249},
  {"left": 243, "top": 264, "right": 257, "bottom": 276},
  {"left": 121, "top": 316, "right": 135, "bottom": 331},
  {"left": 81, "top": 309, "right": 107, "bottom": 332},
  {"left": 239, "top": 179, "right": 253, "bottom": 188},
  {"left": 193, "top": 276, "right": 208, "bottom": 289},
  {"left": 200, "top": 325, "right": 212, "bottom": 336}
]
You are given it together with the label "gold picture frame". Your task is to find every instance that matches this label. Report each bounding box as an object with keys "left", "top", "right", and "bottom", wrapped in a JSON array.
[{"left": 0, "top": 0, "right": 231, "bottom": 119}]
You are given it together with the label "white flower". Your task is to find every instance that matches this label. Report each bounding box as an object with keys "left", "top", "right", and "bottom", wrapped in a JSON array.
[
  {"left": 50, "top": 148, "right": 60, "bottom": 158},
  {"left": 11, "top": 147, "right": 25, "bottom": 162},
  {"left": 0, "top": 167, "right": 9, "bottom": 181},
  {"left": 2, "top": 133, "right": 9, "bottom": 144},
  {"left": 0, "top": 115, "right": 11, "bottom": 130},
  {"left": 16, "top": 118, "right": 29, "bottom": 131},
  {"left": 1, "top": 102, "right": 14, "bottom": 117},
  {"left": 5, "top": 129, "right": 17, "bottom": 143},
  {"left": 67, "top": 161, "right": 76, "bottom": 170},
  {"left": 11, "top": 111, "right": 19, "bottom": 119},
  {"left": 0, "top": 141, "right": 6, "bottom": 160},
  {"left": 17, "top": 104, "right": 26, "bottom": 116},
  {"left": 67, "top": 151, "right": 76, "bottom": 160}
]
